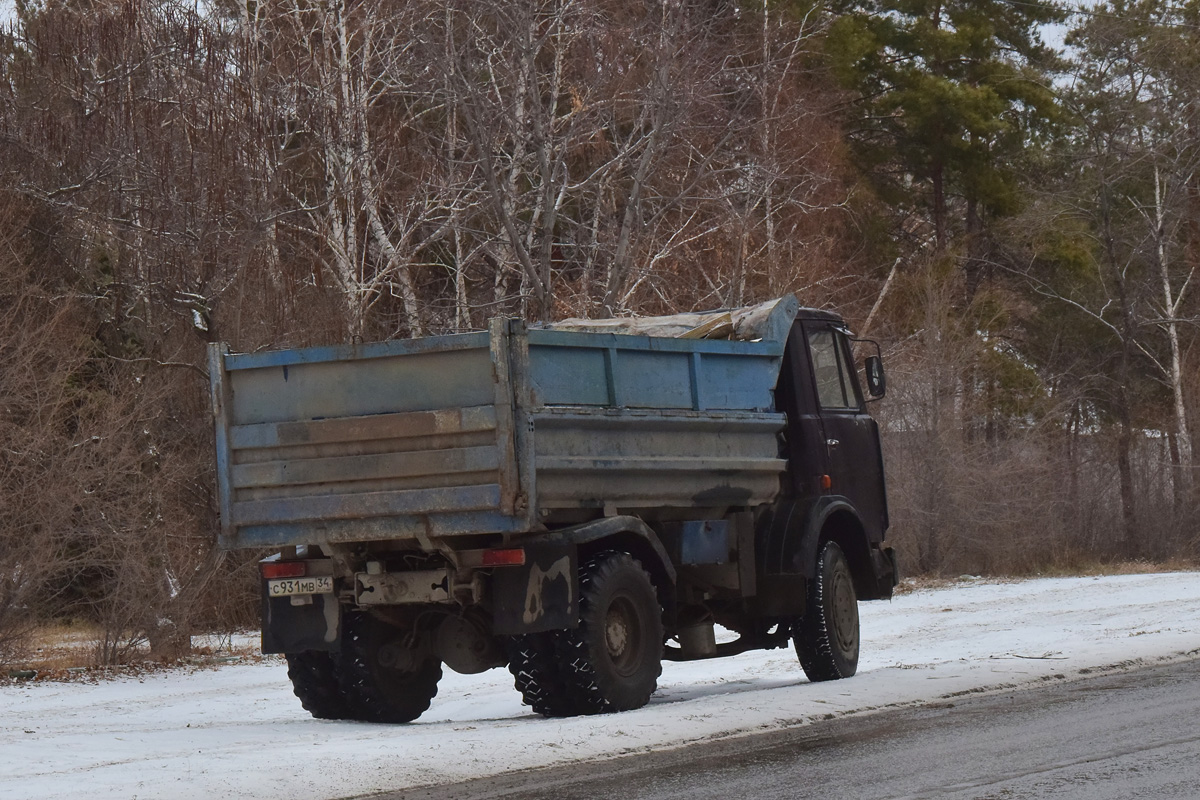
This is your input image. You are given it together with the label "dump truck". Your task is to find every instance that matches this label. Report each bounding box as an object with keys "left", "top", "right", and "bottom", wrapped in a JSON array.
[{"left": 207, "top": 296, "right": 897, "bottom": 722}]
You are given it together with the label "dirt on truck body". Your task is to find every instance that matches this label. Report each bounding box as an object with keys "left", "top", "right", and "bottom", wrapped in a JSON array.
[{"left": 207, "top": 296, "right": 897, "bottom": 722}]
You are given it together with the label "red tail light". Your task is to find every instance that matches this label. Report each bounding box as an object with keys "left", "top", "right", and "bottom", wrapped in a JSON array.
[
  {"left": 261, "top": 561, "right": 306, "bottom": 579},
  {"left": 481, "top": 548, "right": 526, "bottom": 567}
]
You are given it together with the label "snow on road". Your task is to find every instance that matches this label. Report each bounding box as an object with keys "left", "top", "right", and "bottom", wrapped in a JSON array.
[{"left": 3, "top": 573, "right": 1199, "bottom": 800}]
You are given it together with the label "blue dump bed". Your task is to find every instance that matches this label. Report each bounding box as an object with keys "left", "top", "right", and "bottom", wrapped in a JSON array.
[{"left": 208, "top": 298, "right": 799, "bottom": 550}]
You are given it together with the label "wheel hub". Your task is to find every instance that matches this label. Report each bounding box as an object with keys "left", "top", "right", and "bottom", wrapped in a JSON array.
[
  {"left": 378, "top": 641, "right": 418, "bottom": 673},
  {"left": 831, "top": 571, "right": 858, "bottom": 653},
  {"left": 606, "top": 607, "right": 630, "bottom": 657}
]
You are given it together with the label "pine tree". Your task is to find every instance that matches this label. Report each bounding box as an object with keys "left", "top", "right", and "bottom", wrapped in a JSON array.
[{"left": 826, "top": 0, "right": 1065, "bottom": 268}]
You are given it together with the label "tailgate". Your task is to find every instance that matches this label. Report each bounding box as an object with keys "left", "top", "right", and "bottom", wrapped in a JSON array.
[{"left": 208, "top": 322, "right": 530, "bottom": 549}]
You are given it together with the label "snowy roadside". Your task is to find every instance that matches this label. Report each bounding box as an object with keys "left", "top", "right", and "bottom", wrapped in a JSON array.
[{"left": 3, "top": 572, "right": 1198, "bottom": 800}]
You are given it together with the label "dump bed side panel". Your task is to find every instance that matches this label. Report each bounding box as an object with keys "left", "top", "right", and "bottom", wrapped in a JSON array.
[
  {"left": 210, "top": 329, "right": 527, "bottom": 549},
  {"left": 524, "top": 330, "right": 788, "bottom": 515},
  {"left": 209, "top": 321, "right": 795, "bottom": 549}
]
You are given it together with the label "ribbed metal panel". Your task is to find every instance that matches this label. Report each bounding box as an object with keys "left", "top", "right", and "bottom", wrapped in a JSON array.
[
  {"left": 225, "top": 405, "right": 506, "bottom": 532},
  {"left": 532, "top": 409, "right": 786, "bottom": 511},
  {"left": 212, "top": 327, "right": 527, "bottom": 548}
]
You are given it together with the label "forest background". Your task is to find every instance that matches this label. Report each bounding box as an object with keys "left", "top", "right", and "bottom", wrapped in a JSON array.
[{"left": 2, "top": 0, "right": 1198, "bottom": 666}]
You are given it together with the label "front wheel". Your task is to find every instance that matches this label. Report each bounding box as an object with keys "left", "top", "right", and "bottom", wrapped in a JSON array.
[
  {"left": 556, "top": 552, "right": 663, "bottom": 714},
  {"left": 793, "top": 541, "right": 860, "bottom": 681}
]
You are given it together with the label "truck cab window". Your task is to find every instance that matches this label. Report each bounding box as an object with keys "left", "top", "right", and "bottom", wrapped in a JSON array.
[{"left": 808, "top": 329, "right": 861, "bottom": 411}]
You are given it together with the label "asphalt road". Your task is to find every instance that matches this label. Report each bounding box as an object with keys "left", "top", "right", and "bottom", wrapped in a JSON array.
[{"left": 385, "top": 657, "right": 1200, "bottom": 800}]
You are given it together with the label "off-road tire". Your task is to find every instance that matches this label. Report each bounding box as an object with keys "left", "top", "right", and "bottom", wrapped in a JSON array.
[
  {"left": 793, "top": 541, "right": 860, "bottom": 681},
  {"left": 506, "top": 632, "right": 580, "bottom": 717},
  {"left": 556, "top": 552, "right": 663, "bottom": 714},
  {"left": 337, "top": 611, "right": 443, "bottom": 723},
  {"left": 285, "top": 651, "right": 349, "bottom": 720}
]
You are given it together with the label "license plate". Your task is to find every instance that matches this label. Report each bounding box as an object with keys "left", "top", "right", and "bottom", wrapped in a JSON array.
[{"left": 268, "top": 577, "right": 334, "bottom": 597}]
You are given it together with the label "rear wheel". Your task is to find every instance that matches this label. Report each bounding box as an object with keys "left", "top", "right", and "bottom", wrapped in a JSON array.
[
  {"left": 506, "top": 632, "right": 579, "bottom": 717},
  {"left": 285, "top": 651, "right": 348, "bottom": 720},
  {"left": 556, "top": 552, "right": 663, "bottom": 714},
  {"left": 793, "top": 541, "right": 859, "bottom": 681},
  {"left": 337, "top": 611, "right": 443, "bottom": 723}
]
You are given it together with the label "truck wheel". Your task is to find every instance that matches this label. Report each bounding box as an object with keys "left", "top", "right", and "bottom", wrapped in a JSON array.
[
  {"left": 557, "top": 552, "right": 663, "bottom": 714},
  {"left": 793, "top": 540, "right": 859, "bottom": 681},
  {"left": 506, "top": 632, "right": 579, "bottom": 717},
  {"left": 337, "top": 611, "right": 442, "bottom": 723},
  {"left": 285, "top": 651, "right": 349, "bottom": 720}
]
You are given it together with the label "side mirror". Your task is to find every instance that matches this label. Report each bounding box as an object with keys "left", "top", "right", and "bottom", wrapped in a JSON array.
[{"left": 864, "top": 355, "right": 886, "bottom": 399}]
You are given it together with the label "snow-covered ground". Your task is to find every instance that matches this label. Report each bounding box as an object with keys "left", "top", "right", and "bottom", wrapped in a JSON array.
[{"left": 3, "top": 573, "right": 1199, "bottom": 800}]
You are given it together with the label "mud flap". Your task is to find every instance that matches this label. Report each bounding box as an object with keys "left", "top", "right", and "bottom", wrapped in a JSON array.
[
  {"left": 491, "top": 543, "right": 578, "bottom": 635},
  {"left": 868, "top": 546, "right": 899, "bottom": 600},
  {"left": 261, "top": 591, "right": 342, "bottom": 654}
]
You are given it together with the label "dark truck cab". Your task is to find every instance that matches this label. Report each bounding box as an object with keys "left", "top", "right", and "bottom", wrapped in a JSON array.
[{"left": 208, "top": 297, "right": 896, "bottom": 722}]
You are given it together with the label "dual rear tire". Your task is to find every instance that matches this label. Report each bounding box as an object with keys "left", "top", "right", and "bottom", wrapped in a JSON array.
[
  {"left": 285, "top": 651, "right": 348, "bottom": 720},
  {"left": 508, "top": 551, "right": 664, "bottom": 717},
  {"left": 291, "top": 552, "right": 666, "bottom": 723},
  {"left": 285, "top": 611, "right": 442, "bottom": 723}
]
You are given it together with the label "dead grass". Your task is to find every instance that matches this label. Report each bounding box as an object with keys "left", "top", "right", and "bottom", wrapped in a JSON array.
[
  {"left": 3, "top": 622, "right": 263, "bottom": 681},
  {"left": 2, "top": 652, "right": 279, "bottom": 685},
  {"left": 892, "top": 576, "right": 1018, "bottom": 595},
  {"left": 17, "top": 622, "right": 100, "bottom": 671},
  {"left": 1030, "top": 558, "right": 1200, "bottom": 578},
  {"left": 891, "top": 559, "right": 1200, "bottom": 596}
]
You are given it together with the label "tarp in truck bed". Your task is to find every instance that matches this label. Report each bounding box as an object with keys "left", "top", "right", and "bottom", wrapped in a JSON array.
[{"left": 540, "top": 296, "right": 799, "bottom": 345}]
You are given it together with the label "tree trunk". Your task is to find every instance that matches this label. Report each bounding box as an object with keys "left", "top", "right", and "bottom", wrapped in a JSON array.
[
  {"left": 1116, "top": 399, "right": 1138, "bottom": 552},
  {"left": 931, "top": 159, "right": 946, "bottom": 250},
  {"left": 1154, "top": 165, "right": 1193, "bottom": 501}
]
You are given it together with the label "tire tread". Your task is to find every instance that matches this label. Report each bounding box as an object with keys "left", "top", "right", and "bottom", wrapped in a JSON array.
[
  {"left": 794, "top": 541, "right": 859, "bottom": 682},
  {"left": 506, "top": 632, "right": 580, "bottom": 717},
  {"left": 337, "top": 611, "right": 442, "bottom": 723},
  {"left": 555, "top": 551, "right": 663, "bottom": 714},
  {"left": 285, "top": 651, "right": 348, "bottom": 720}
]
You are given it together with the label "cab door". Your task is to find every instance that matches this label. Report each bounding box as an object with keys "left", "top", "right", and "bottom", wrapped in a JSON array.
[{"left": 802, "top": 322, "right": 889, "bottom": 541}]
